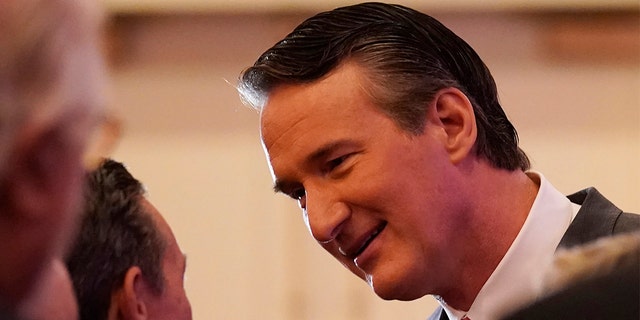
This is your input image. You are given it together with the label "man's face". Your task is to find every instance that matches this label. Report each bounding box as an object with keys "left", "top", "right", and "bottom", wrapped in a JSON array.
[
  {"left": 141, "top": 199, "right": 192, "bottom": 320},
  {"left": 260, "top": 62, "right": 471, "bottom": 301}
]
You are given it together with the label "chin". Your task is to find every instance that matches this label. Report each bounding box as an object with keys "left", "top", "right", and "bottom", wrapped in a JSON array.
[{"left": 369, "top": 275, "right": 426, "bottom": 301}]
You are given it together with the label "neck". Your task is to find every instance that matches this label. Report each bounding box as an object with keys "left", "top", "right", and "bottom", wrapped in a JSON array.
[{"left": 440, "top": 164, "right": 539, "bottom": 310}]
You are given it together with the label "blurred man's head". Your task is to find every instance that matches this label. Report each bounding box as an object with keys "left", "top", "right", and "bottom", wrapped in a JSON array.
[
  {"left": 66, "top": 159, "right": 192, "bottom": 320},
  {"left": 0, "top": 0, "right": 105, "bottom": 311}
]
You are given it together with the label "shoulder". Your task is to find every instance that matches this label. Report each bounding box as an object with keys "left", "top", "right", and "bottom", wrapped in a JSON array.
[{"left": 561, "top": 187, "right": 639, "bottom": 248}]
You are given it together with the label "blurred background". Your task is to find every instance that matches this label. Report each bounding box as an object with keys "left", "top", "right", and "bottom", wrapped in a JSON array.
[{"left": 94, "top": 0, "right": 639, "bottom": 319}]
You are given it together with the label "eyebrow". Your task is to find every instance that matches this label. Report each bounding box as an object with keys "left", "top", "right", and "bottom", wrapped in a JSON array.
[
  {"left": 273, "top": 180, "right": 293, "bottom": 195},
  {"left": 272, "top": 139, "right": 356, "bottom": 194}
]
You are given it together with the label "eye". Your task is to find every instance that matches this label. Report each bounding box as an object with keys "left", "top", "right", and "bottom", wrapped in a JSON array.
[
  {"left": 325, "top": 154, "right": 350, "bottom": 172},
  {"left": 291, "top": 188, "right": 306, "bottom": 201},
  {"left": 291, "top": 188, "right": 306, "bottom": 209}
]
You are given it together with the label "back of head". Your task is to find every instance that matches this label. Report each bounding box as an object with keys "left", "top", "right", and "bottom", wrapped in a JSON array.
[
  {"left": 66, "top": 159, "right": 166, "bottom": 320},
  {"left": 239, "top": 2, "right": 529, "bottom": 170}
]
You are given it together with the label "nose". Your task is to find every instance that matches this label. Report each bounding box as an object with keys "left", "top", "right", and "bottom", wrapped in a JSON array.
[{"left": 303, "top": 190, "right": 350, "bottom": 244}]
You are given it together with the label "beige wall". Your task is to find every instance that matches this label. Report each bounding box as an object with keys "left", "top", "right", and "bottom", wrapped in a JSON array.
[{"left": 103, "top": 9, "right": 639, "bottom": 319}]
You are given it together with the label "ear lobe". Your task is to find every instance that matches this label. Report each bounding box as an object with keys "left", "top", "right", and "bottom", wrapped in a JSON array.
[
  {"left": 429, "top": 88, "right": 477, "bottom": 164},
  {"left": 111, "top": 266, "right": 148, "bottom": 320}
]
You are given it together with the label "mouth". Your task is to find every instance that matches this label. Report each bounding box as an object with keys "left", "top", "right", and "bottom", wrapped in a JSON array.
[{"left": 339, "top": 222, "right": 387, "bottom": 260}]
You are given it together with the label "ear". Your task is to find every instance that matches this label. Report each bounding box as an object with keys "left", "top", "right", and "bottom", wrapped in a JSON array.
[
  {"left": 427, "top": 88, "right": 477, "bottom": 164},
  {"left": 110, "top": 266, "right": 148, "bottom": 320},
  {"left": 3, "top": 120, "right": 85, "bottom": 222}
]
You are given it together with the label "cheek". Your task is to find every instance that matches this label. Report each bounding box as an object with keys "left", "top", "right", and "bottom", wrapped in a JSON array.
[
  {"left": 179, "top": 291, "right": 192, "bottom": 318},
  {"left": 167, "top": 286, "right": 192, "bottom": 318}
]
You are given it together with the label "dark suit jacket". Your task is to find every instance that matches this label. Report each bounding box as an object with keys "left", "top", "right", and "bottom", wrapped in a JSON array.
[{"left": 429, "top": 187, "right": 640, "bottom": 320}]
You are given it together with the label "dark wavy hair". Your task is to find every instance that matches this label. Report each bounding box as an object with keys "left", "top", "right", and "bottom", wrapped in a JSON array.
[
  {"left": 239, "top": 2, "right": 529, "bottom": 171},
  {"left": 66, "top": 159, "right": 165, "bottom": 320}
]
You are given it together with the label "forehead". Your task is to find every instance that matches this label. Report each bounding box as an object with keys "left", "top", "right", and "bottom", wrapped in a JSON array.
[{"left": 260, "top": 63, "right": 377, "bottom": 149}]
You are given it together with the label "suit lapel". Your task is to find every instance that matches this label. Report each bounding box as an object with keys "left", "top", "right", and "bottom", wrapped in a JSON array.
[{"left": 559, "top": 187, "right": 622, "bottom": 249}]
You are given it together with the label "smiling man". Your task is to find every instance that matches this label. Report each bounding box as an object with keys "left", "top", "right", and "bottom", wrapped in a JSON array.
[{"left": 238, "top": 2, "right": 640, "bottom": 319}]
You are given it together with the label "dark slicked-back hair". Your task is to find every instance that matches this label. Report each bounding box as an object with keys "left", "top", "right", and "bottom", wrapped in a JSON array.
[
  {"left": 239, "top": 2, "right": 529, "bottom": 171},
  {"left": 66, "top": 159, "right": 165, "bottom": 320}
]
